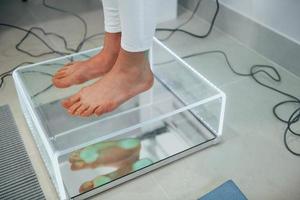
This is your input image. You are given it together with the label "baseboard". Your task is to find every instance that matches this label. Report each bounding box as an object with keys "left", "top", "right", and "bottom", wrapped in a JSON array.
[{"left": 179, "top": 0, "right": 300, "bottom": 77}]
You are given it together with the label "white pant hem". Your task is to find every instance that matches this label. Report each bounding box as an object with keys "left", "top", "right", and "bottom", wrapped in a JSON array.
[
  {"left": 121, "top": 41, "right": 153, "bottom": 52},
  {"left": 105, "top": 27, "right": 121, "bottom": 33}
]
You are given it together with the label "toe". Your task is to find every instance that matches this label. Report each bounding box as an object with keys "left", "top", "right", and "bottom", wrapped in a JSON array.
[
  {"left": 68, "top": 101, "right": 82, "bottom": 115},
  {"left": 53, "top": 71, "right": 68, "bottom": 79},
  {"left": 95, "top": 105, "right": 105, "bottom": 116},
  {"left": 81, "top": 106, "right": 97, "bottom": 117},
  {"left": 52, "top": 62, "right": 80, "bottom": 88},
  {"left": 74, "top": 104, "right": 89, "bottom": 116},
  {"left": 62, "top": 93, "right": 81, "bottom": 109},
  {"left": 56, "top": 64, "right": 72, "bottom": 74},
  {"left": 52, "top": 75, "right": 75, "bottom": 88},
  {"left": 57, "top": 67, "right": 69, "bottom": 73},
  {"left": 53, "top": 81, "right": 70, "bottom": 88},
  {"left": 94, "top": 102, "right": 117, "bottom": 116},
  {"left": 60, "top": 61, "right": 76, "bottom": 70},
  {"left": 64, "top": 61, "right": 78, "bottom": 67}
]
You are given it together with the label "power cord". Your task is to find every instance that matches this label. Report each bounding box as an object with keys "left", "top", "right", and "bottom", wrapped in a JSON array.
[
  {"left": 0, "top": 23, "right": 70, "bottom": 57},
  {"left": 156, "top": 0, "right": 219, "bottom": 41},
  {"left": 0, "top": 62, "right": 34, "bottom": 88},
  {"left": 155, "top": 0, "right": 300, "bottom": 156},
  {"left": 0, "top": 0, "right": 104, "bottom": 92},
  {"left": 156, "top": 50, "right": 300, "bottom": 156},
  {"left": 41, "top": 0, "right": 88, "bottom": 52}
]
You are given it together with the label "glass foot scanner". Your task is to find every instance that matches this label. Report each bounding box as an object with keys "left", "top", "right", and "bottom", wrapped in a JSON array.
[{"left": 13, "top": 38, "right": 226, "bottom": 200}]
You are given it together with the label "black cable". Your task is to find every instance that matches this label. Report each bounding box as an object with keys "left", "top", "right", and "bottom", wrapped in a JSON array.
[
  {"left": 41, "top": 0, "right": 104, "bottom": 52},
  {"left": 156, "top": 0, "right": 219, "bottom": 41},
  {"left": 21, "top": 70, "right": 54, "bottom": 98},
  {"left": 155, "top": 50, "right": 300, "bottom": 156},
  {"left": 0, "top": 62, "right": 34, "bottom": 88},
  {"left": 42, "top": 0, "right": 87, "bottom": 52},
  {"left": 0, "top": 0, "right": 104, "bottom": 91},
  {"left": 77, "top": 32, "right": 105, "bottom": 51},
  {"left": 158, "top": 0, "right": 202, "bottom": 41},
  {"left": 18, "top": 26, "right": 76, "bottom": 54},
  {"left": 0, "top": 23, "right": 69, "bottom": 57},
  {"left": 284, "top": 107, "right": 300, "bottom": 156}
]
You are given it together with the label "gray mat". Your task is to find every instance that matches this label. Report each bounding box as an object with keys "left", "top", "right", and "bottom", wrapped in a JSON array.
[{"left": 0, "top": 105, "right": 45, "bottom": 200}]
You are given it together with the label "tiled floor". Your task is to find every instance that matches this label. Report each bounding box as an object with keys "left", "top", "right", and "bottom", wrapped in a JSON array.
[{"left": 1, "top": 0, "right": 300, "bottom": 200}]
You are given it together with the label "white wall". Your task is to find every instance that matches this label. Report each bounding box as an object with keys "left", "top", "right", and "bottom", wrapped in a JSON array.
[{"left": 219, "top": 0, "right": 300, "bottom": 43}]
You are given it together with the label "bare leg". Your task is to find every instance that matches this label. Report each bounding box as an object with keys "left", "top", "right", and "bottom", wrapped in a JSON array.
[
  {"left": 52, "top": 32, "right": 121, "bottom": 88},
  {"left": 62, "top": 48, "right": 153, "bottom": 116}
]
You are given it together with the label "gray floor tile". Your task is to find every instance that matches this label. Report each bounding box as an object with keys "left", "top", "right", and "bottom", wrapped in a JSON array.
[
  {"left": 1, "top": 1, "right": 300, "bottom": 200},
  {"left": 91, "top": 173, "right": 169, "bottom": 200}
]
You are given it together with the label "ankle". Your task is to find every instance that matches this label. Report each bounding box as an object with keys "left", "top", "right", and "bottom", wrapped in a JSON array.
[
  {"left": 102, "top": 45, "right": 120, "bottom": 57},
  {"left": 116, "top": 48, "right": 149, "bottom": 69},
  {"left": 102, "top": 32, "right": 121, "bottom": 55},
  {"left": 113, "top": 50, "right": 154, "bottom": 87}
]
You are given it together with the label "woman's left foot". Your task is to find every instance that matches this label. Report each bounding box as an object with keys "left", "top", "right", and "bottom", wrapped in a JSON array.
[{"left": 62, "top": 49, "right": 154, "bottom": 117}]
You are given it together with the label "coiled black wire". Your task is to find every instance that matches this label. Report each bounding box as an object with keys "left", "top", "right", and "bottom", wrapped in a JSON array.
[
  {"left": 156, "top": 50, "right": 300, "bottom": 156},
  {"left": 0, "top": 0, "right": 104, "bottom": 91}
]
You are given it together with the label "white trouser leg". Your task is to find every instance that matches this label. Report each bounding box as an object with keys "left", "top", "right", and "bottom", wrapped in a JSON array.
[
  {"left": 101, "top": 0, "right": 121, "bottom": 33},
  {"left": 118, "top": 0, "right": 157, "bottom": 52}
]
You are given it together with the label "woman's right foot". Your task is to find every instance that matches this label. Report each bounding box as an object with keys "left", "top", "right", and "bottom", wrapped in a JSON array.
[{"left": 52, "top": 32, "right": 121, "bottom": 88}]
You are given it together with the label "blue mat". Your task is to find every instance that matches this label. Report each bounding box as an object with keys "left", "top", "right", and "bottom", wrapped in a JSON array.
[{"left": 199, "top": 180, "right": 247, "bottom": 200}]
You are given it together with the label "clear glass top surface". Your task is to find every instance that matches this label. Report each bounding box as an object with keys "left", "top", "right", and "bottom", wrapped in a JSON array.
[
  {"left": 14, "top": 39, "right": 224, "bottom": 198},
  {"left": 15, "top": 39, "right": 221, "bottom": 153}
]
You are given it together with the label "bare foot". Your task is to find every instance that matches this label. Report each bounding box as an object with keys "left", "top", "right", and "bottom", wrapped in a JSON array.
[
  {"left": 62, "top": 49, "right": 154, "bottom": 117},
  {"left": 52, "top": 32, "right": 121, "bottom": 88}
]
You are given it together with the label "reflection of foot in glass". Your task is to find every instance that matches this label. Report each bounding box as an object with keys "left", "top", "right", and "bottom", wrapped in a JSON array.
[
  {"left": 79, "top": 158, "right": 135, "bottom": 193},
  {"left": 69, "top": 138, "right": 141, "bottom": 170},
  {"left": 80, "top": 176, "right": 111, "bottom": 193},
  {"left": 79, "top": 158, "right": 153, "bottom": 193},
  {"left": 132, "top": 158, "right": 153, "bottom": 171}
]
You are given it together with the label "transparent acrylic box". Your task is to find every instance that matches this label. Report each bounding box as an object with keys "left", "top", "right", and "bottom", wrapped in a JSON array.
[{"left": 13, "top": 38, "right": 225, "bottom": 199}]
